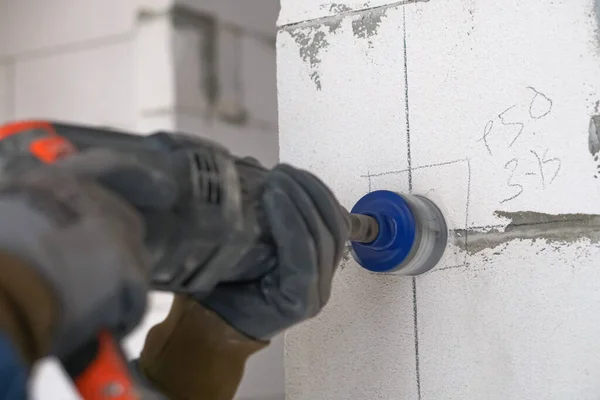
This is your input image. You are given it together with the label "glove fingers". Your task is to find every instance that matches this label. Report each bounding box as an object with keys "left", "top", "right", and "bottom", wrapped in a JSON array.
[
  {"left": 53, "top": 149, "right": 179, "bottom": 209},
  {"left": 268, "top": 167, "right": 336, "bottom": 306},
  {"left": 262, "top": 185, "right": 318, "bottom": 316},
  {"left": 276, "top": 164, "right": 348, "bottom": 264},
  {"left": 275, "top": 165, "right": 345, "bottom": 304},
  {"left": 269, "top": 167, "right": 336, "bottom": 268}
]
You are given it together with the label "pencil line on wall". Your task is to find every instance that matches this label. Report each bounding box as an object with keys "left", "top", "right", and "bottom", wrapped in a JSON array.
[
  {"left": 464, "top": 159, "right": 472, "bottom": 266},
  {"left": 360, "top": 159, "right": 466, "bottom": 178},
  {"left": 403, "top": 7, "right": 422, "bottom": 400},
  {"left": 403, "top": 8, "right": 413, "bottom": 192},
  {"left": 412, "top": 276, "right": 421, "bottom": 399}
]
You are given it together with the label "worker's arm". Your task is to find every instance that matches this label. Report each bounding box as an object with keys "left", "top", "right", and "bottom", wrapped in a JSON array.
[
  {"left": 0, "top": 253, "right": 58, "bottom": 399},
  {"left": 138, "top": 295, "right": 267, "bottom": 400},
  {"left": 139, "top": 164, "right": 348, "bottom": 400},
  {"left": 0, "top": 253, "right": 58, "bottom": 367}
]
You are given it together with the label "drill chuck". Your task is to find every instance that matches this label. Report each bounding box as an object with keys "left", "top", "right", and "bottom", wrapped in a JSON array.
[{"left": 345, "top": 191, "right": 448, "bottom": 275}]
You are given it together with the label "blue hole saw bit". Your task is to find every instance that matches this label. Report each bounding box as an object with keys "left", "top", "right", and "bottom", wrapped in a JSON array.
[{"left": 344, "top": 190, "right": 448, "bottom": 275}]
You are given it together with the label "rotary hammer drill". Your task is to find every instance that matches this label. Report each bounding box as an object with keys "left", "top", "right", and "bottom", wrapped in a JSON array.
[{"left": 0, "top": 120, "right": 380, "bottom": 400}]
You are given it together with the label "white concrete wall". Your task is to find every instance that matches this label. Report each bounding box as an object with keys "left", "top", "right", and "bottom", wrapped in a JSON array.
[
  {"left": 0, "top": 0, "right": 282, "bottom": 399},
  {"left": 278, "top": 1, "right": 600, "bottom": 399}
]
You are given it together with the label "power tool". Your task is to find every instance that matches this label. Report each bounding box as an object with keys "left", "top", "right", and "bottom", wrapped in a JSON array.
[{"left": 0, "top": 120, "right": 449, "bottom": 398}]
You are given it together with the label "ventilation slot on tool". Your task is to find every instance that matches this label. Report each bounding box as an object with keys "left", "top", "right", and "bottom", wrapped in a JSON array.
[{"left": 194, "top": 152, "right": 221, "bottom": 205}]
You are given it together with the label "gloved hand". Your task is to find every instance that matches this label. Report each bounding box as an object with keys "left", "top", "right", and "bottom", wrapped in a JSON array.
[
  {"left": 138, "top": 163, "right": 348, "bottom": 400},
  {"left": 199, "top": 163, "right": 349, "bottom": 339},
  {"left": 0, "top": 149, "right": 175, "bottom": 361}
]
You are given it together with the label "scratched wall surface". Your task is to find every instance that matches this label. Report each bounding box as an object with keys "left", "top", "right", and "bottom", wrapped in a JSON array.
[{"left": 278, "top": 0, "right": 600, "bottom": 399}]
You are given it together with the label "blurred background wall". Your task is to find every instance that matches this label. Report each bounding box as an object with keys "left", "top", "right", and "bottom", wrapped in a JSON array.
[{"left": 0, "top": 0, "right": 282, "bottom": 399}]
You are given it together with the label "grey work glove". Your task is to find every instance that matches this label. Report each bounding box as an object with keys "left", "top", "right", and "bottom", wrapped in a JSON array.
[
  {"left": 0, "top": 149, "right": 175, "bottom": 359},
  {"left": 199, "top": 164, "right": 349, "bottom": 340}
]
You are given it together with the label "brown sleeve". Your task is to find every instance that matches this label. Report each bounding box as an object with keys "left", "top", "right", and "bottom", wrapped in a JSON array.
[
  {"left": 0, "top": 251, "right": 59, "bottom": 366},
  {"left": 138, "top": 295, "right": 268, "bottom": 400}
]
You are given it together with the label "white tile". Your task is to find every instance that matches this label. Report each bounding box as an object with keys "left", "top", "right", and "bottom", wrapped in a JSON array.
[
  {"left": 0, "top": 0, "right": 135, "bottom": 56},
  {"left": 404, "top": 0, "right": 600, "bottom": 226},
  {"left": 403, "top": 4, "right": 600, "bottom": 396},
  {"left": 241, "top": 36, "right": 278, "bottom": 126},
  {"left": 175, "top": 114, "right": 279, "bottom": 167},
  {"left": 278, "top": 0, "right": 600, "bottom": 398},
  {"left": 418, "top": 241, "right": 600, "bottom": 399},
  {"left": 135, "top": 16, "right": 176, "bottom": 113},
  {"left": 0, "top": 63, "right": 11, "bottom": 124},
  {"left": 14, "top": 40, "right": 136, "bottom": 129},
  {"left": 176, "top": 0, "right": 280, "bottom": 35}
]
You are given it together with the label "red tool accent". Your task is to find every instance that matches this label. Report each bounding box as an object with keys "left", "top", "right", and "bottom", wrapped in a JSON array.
[
  {"left": 0, "top": 120, "right": 76, "bottom": 163},
  {"left": 73, "top": 332, "right": 140, "bottom": 400}
]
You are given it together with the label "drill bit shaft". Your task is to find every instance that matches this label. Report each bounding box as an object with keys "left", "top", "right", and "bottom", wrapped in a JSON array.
[{"left": 344, "top": 211, "right": 380, "bottom": 243}]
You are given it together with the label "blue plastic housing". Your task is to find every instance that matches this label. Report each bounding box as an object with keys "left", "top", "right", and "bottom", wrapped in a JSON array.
[{"left": 350, "top": 190, "right": 417, "bottom": 273}]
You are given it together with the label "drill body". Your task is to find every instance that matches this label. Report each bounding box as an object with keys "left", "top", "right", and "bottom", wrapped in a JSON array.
[
  {"left": 0, "top": 120, "right": 273, "bottom": 296},
  {"left": 0, "top": 120, "right": 277, "bottom": 400}
]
